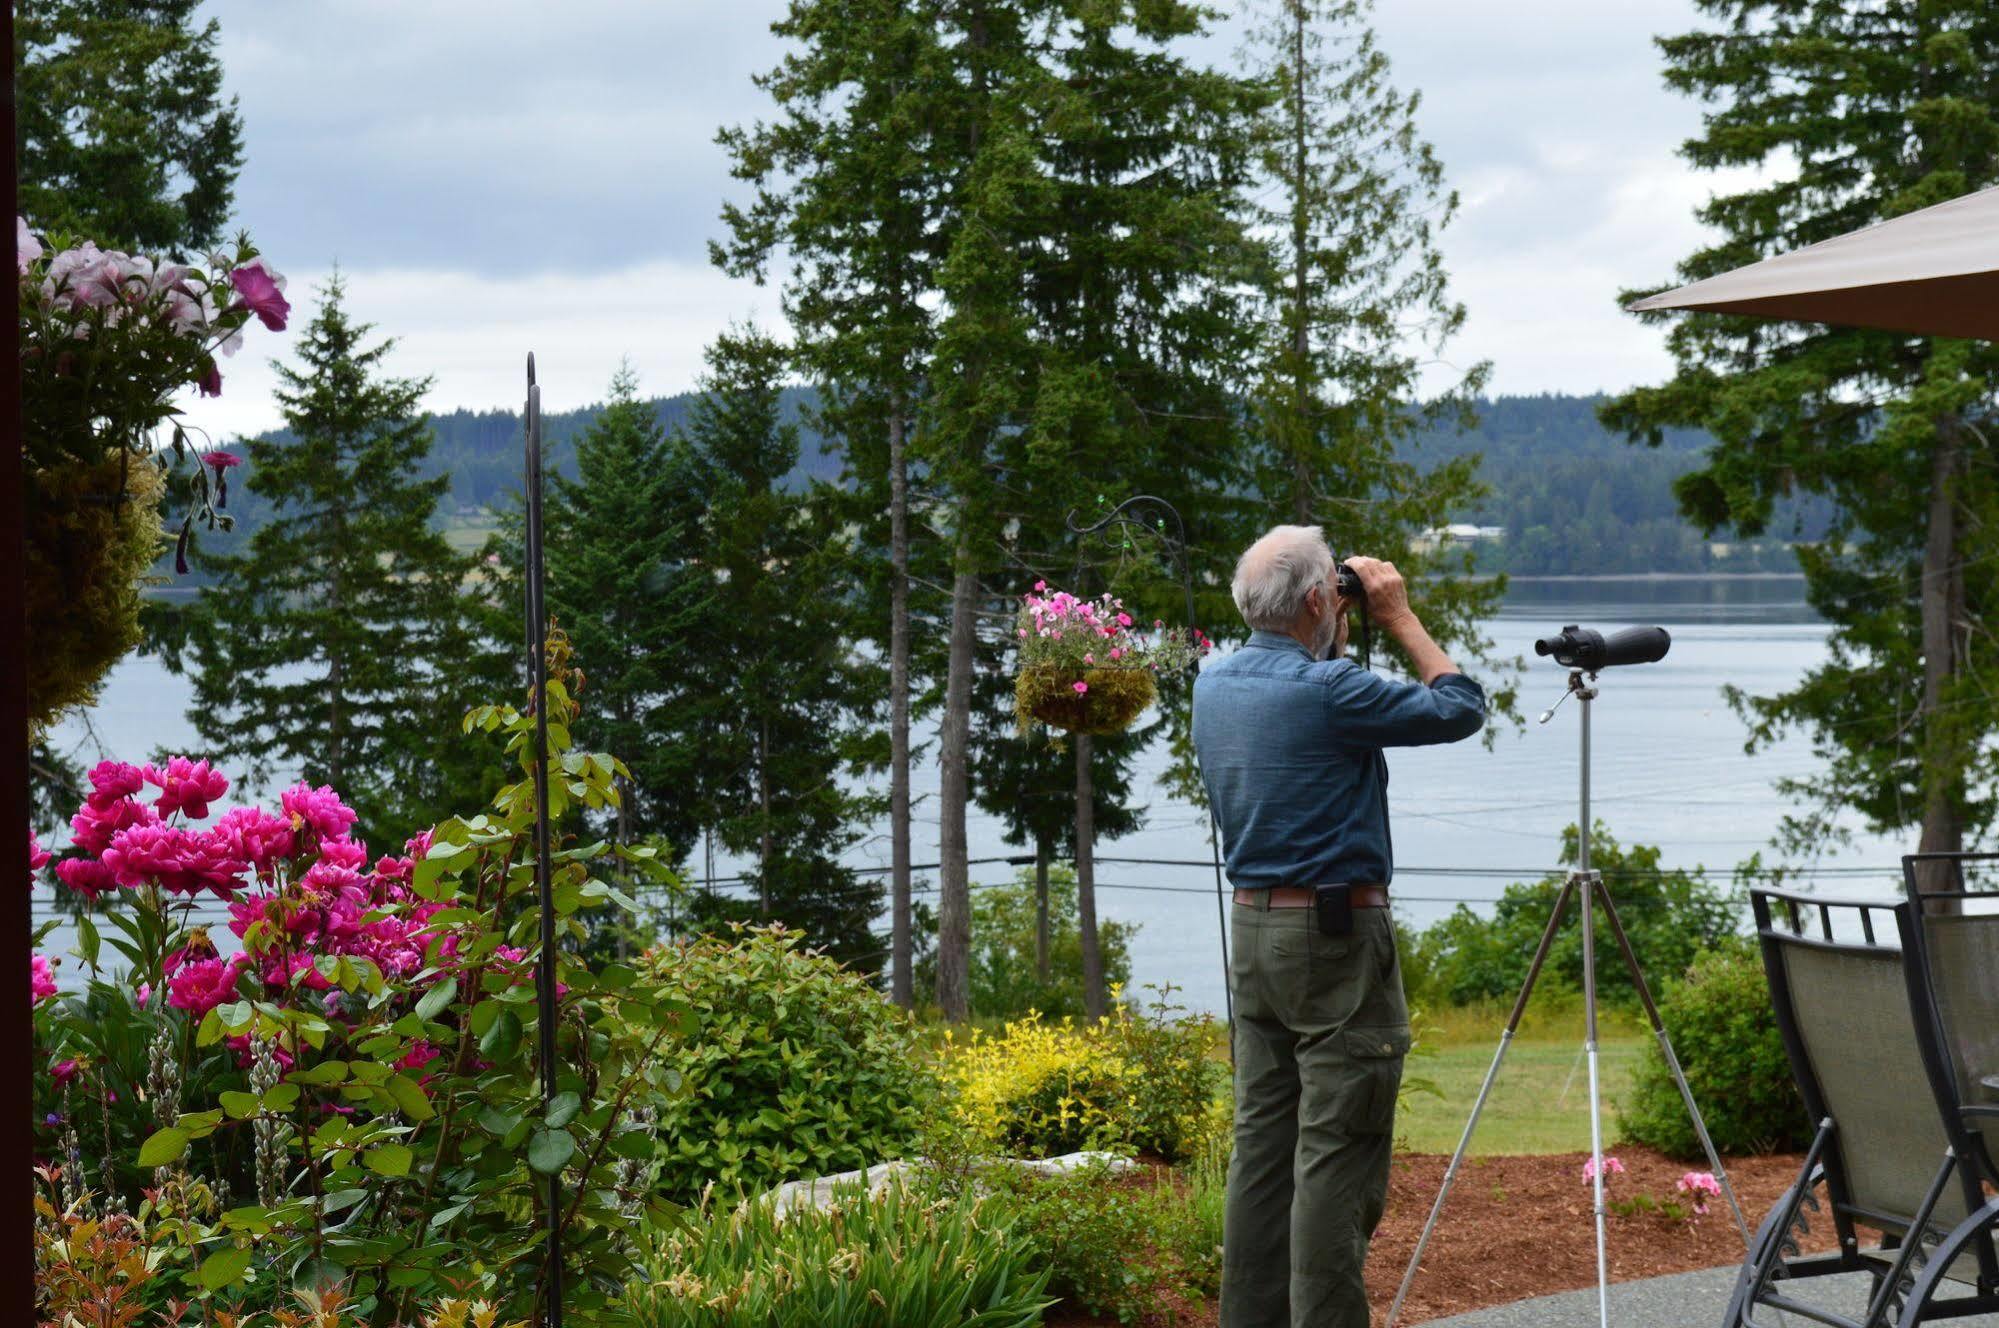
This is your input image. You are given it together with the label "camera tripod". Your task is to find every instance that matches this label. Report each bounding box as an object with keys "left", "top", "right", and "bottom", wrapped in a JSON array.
[{"left": 1384, "top": 666, "right": 1751, "bottom": 1328}]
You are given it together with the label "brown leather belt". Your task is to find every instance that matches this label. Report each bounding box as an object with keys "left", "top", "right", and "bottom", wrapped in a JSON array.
[{"left": 1234, "top": 884, "right": 1389, "bottom": 909}]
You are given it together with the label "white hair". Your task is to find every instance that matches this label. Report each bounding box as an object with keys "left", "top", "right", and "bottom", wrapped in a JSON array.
[{"left": 1231, "top": 525, "right": 1335, "bottom": 632}]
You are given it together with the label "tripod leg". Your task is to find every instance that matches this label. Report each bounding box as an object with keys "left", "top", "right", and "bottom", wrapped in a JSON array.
[
  {"left": 1593, "top": 879, "right": 1752, "bottom": 1248},
  {"left": 1583, "top": 874, "right": 1611, "bottom": 1328},
  {"left": 1383, "top": 876, "right": 1580, "bottom": 1328},
  {"left": 1208, "top": 809, "right": 1234, "bottom": 1062}
]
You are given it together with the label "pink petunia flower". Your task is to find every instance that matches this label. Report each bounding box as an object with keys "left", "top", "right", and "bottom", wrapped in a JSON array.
[
  {"left": 228, "top": 257, "right": 290, "bottom": 331},
  {"left": 145, "top": 756, "right": 229, "bottom": 820},
  {"left": 197, "top": 362, "right": 222, "bottom": 398},
  {"left": 31, "top": 953, "right": 57, "bottom": 1005},
  {"left": 1072, "top": 681, "right": 1089, "bottom": 695}
]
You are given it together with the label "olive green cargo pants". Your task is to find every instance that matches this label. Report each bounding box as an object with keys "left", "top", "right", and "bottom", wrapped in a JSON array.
[{"left": 1221, "top": 897, "right": 1412, "bottom": 1328}]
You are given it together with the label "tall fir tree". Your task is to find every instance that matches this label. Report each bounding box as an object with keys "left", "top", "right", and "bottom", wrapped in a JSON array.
[
  {"left": 714, "top": 0, "right": 950, "bottom": 1006},
  {"left": 680, "top": 327, "right": 890, "bottom": 969},
  {"left": 184, "top": 277, "right": 505, "bottom": 847},
  {"left": 1241, "top": 0, "right": 1509, "bottom": 709},
  {"left": 542, "top": 364, "right": 712, "bottom": 858},
  {"left": 16, "top": 0, "right": 244, "bottom": 252},
  {"left": 1603, "top": 2, "right": 1999, "bottom": 875}
]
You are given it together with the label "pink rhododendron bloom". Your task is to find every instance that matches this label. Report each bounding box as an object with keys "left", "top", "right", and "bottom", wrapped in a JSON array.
[
  {"left": 281, "top": 782, "right": 358, "bottom": 843},
  {"left": 55, "top": 857, "right": 118, "bottom": 899},
  {"left": 166, "top": 954, "right": 248, "bottom": 1018},
  {"left": 213, "top": 806, "right": 295, "bottom": 873},
  {"left": 228, "top": 257, "right": 290, "bottom": 331},
  {"left": 28, "top": 831, "right": 51, "bottom": 878},
  {"left": 31, "top": 954, "right": 57, "bottom": 1005},
  {"left": 1581, "top": 1155, "right": 1625, "bottom": 1184},
  {"left": 145, "top": 756, "right": 229, "bottom": 820},
  {"left": 17, "top": 216, "right": 41, "bottom": 274}
]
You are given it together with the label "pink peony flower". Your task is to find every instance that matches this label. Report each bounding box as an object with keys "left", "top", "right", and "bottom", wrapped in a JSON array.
[
  {"left": 69, "top": 794, "right": 157, "bottom": 856},
  {"left": 228, "top": 257, "right": 290, "bottom": 331},
  {"left": 31, "top": 954, "right": 57, "bottom": 1005},
  {"left": 213, "top": 806, "right": 296, "bottom": 874},
  {"left": 55, "top": 857, "right": 118, "bottom": 899},
  {"left": 145, "top": 756, "right": 229, "bottom": 820},
  {"left": 84, "top": 761, "right": 147, "bottom": 811},
  {"left": 315, "top": 837, "right": 370, "bottom": 871},
  {"left": 102, "top": 823, "right": 245, "bottom": 898},
  {"left": 166, "top": 954, "right": 249, "bottom": 1019},
  {"left": 281, "top": 782, "right": 358, "bottom": 843},
  {"left": 17, "top": 216, "right": 41, "bottom": 274},
  {"left": 28, "top": 831, "right": 51, "bottom": 878}
]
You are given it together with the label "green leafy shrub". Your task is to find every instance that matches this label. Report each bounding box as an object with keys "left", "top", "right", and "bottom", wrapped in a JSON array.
[
  {"left": 957, "top": 867, "right": 1137, "bottom": 1021},
  {"left": 642, "top": 926, "right": 939, "bottom": 1202},
  {"left": 1409, "top": 825, "right": 1740, "bottom": 1009},
  {"left": 1619, "top": 937, "right": 1809, "bottom": 1157},
  {"left": 943, "top": 987, "right": 1226, "bottom": 1163},
  {"left": 1138, "top": 1145, "right": 1227, "bottom": 1302},
  {"left": 621, "top": 1180, "right": 1051, "bottom": 1328},
  {"left": 984, "top": 1161, "right": 1204, "bottom": 1325}
]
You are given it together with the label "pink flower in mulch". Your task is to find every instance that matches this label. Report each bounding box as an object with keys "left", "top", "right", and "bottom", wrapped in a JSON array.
[
  {"left": 1676, "top": 1170, "right": 1722, "bottom": 1215},
  {"left": 28, "top": 831, "right": 51, "bottom": 878},
  {"left": 166, "top": 954, "right": 248, "bottom": 1018},
  {"left": 228, "top": 256, "right": 290, "bottom": 331},
  {"left": 281, "top": 782, "right": 358, "bottom": 844},
  {"left": 1581, "top": 1155, "right": 1625, "bottom": 1185},
  {"left": 144, "top": 756, "right": 229, "bottom": 820},
  {"left": 84, "top": 761, "right": 147, "bottom": 811},
  {"left": 51, "top": 1058, "right": 79, "bottom": 1088},
  {"left": 1072, "top": 681, "right": 1089, "bottom": 695},
  {"left": 213, "top": 806, "right": 296, "bottom": 875},
  {"left": 31, "top": 954, "right": 57, "bottom": 1005},
  {"left": 55, "top": 857, "right": 118, "bottom": 900}
]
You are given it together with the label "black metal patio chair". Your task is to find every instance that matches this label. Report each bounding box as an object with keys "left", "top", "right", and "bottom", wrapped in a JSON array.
[{"left": 1726, "top": 884, "right": 1999, "bottom": 1328}]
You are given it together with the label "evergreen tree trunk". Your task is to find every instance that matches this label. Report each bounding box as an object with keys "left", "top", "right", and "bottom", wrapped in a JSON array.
[
  {"left": 1916, "top": 419, "right": 1968, "bottom": 896},
  {"left": 1034, "top": 835, "right": 1051, "bottom": 980},
  {"left": 1075, "top": 734, "right": 1108, "bottom": 1020},
  {"left": 1287, "top": 0, "right": 1312, "bottom": 526},
  {"left": 889, "top": 406, "right": 914, "bottom": 1007},
  {"left": 935, "top": 559, "right": 978, "bottom": 1022},
  {"left": 757, "top": 715, "right": 772, "bottom": 915}
]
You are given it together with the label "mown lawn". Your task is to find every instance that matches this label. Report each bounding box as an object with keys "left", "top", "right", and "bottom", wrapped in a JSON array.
[{"left": 1396, "top": 1034, "right": 1646, "bottom": 1154}]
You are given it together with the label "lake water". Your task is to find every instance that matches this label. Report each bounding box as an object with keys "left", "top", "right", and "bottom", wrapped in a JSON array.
[{"left": 40, "top": 576, "right": 1912, "bottom": 1013}]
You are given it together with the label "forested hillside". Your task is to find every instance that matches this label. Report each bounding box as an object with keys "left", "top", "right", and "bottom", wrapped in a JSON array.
[{"left": 199, "top": 390, "right": 1818, "bottom": 578}]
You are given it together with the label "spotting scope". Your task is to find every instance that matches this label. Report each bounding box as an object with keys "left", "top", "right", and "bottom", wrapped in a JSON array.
[{"left": 1533, "top": 624, "right": 1671, "bottom": 672}]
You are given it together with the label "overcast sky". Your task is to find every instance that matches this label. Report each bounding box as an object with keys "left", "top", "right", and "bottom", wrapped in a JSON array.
[{"left": 182, "top": 0, "right": 1750, "bottom": 442}]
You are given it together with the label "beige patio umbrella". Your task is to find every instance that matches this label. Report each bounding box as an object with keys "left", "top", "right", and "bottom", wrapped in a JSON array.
[{"left": 1629, "top": 182, "right": 1999, "bottom": 340}]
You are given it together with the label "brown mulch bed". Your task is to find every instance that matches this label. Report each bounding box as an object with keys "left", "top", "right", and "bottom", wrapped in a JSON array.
[{"left": 1046, "top": 1146, "right": 1831, "bottom": 1327}]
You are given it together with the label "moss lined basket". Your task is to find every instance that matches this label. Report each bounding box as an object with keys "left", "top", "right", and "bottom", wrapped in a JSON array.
[{"left": 1015, "top": 664, "right": 1158, "bottom": 736}]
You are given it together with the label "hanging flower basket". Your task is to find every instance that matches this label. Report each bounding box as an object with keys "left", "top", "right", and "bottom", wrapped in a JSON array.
[
  {"left": 17, "top": 218, "right": 288, "bottom": 728},
  {"left": 1012, "top": 583, "right": 1209, "bottom": 737}
]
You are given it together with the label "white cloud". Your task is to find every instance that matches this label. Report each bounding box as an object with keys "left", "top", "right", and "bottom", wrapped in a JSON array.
[{"left": 179, "top": 256, "right": 784, "bottom": 440}]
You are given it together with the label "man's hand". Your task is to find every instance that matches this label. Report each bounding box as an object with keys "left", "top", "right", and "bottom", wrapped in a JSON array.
[
  {"left": 1341, "top": 554, "right": 1461, "bottom": 685},
  {"left": 1342, "top": 556, "right": 1413, "bottom": 628}
]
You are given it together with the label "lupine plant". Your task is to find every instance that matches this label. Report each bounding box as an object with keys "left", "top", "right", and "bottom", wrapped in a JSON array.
[{"left": 30, "top": 635, "right": 699, "bottom": 1325}]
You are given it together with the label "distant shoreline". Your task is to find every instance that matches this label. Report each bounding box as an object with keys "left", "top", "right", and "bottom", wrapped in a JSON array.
[{"left": 1490, "top": 572, "right": 1807, "bottom": 584}]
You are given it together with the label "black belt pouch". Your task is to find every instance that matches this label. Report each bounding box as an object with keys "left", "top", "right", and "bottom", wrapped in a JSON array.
[{"left": 1314, "top": 883, "right": 1354, "bottom": 938}]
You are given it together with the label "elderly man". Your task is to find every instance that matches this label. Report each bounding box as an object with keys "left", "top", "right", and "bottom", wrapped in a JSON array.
[{"left": 1193, "top": 524, "right": 1486, "bottom": 1328}]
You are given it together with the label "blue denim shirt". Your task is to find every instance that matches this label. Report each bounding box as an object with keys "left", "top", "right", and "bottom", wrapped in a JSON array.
[{"left": 1192, "top": 630, "right": 1487, "bottom": 889}]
